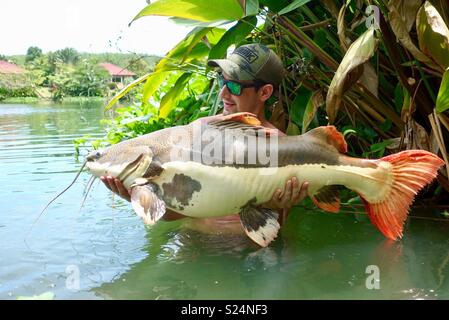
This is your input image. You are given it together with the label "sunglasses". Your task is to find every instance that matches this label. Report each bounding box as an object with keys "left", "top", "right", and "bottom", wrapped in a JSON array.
[{"left": 217, "top": 74, "right": 262, "bottom": 96}]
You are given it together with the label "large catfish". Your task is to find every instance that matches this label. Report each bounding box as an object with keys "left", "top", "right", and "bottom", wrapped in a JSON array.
[{"left": 86, "top": 112, "right": 445, "bottom": 247}]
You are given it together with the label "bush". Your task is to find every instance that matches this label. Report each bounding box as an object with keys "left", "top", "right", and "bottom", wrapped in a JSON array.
[{"left": 0, "top": 86, "right": 37, "bottom": 100}]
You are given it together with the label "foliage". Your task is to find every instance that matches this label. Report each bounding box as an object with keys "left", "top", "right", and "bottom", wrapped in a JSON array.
[
  {"left": 48, "top": 60, "right": 109, "bottom": 100},
  {"left": 97, "top": 71, "right": 213, "bottom": 147},
  {"left": 100, "top": 0, "right": 449, "bottom": 198},
  {"left": 25, "top": 46, "right": 43, "bottom": 63},
  {"left": 2, "top": 50, "right": 158, "bottom": 100},
  {"left": 0, "top": 86, "right": 37, "bottom": 101},
  {"left": 54, "top": 47, "right": 80, "bottom": 65}
]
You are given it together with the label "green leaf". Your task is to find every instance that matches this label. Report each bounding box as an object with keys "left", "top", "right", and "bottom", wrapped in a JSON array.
[
  {"left": 436, "top": 69, "right": 449, "bottom": 113},
  {"left": 259, "top": 0, "right": 290, "bottom": 13},
  {"left": 132, "top": 0, "right": 244, "bottom": 24},
  {"left": 278, "top": 0, "right": 312, "bottom": 15},
  {"left": 208, "top": 16, "right": 257, "bottom": 60},
  {"left": 104, "top": 73, "right": 153, "bottom": 111},
  {"left": 245, "top": 0, "right": 259, "bottom": 16},
  {"left": 417, "top": 1, "right": 449, "bottom": 70},
  {"left": 302, "top": 91, "right": 323, "bottom": 133},
  {"left": 163, "top": 27, "right": 212, "bottom": 65},
  {"left": 206, "top": 28, "right": 227, "bottom": 45},
  {"left": 313, "top": 29, "right": 327, "bottom": 49},
  {"left": 394, "top": 84, "right": 404, "bottom": 113},
  {"left": 159, "top": 73, "right": 192, "bottom": 118},
  {"left": 142, "top": 71, "right": 169, "bottom": 104},
  {"left": 290, "top": 86, "right": 312, "bottom": 126},
  {"left": 370, "top": 140, "right": 392, "bottom": 158}
]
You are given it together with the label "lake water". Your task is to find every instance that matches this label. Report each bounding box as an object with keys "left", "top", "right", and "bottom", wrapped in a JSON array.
[{"left": 1, "top": 101, "right": 449, "bottom": 300}]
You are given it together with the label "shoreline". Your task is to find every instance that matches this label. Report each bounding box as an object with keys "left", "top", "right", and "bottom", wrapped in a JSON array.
[{"left": 0, "top": 96, "right": 107, "bottom": 104}]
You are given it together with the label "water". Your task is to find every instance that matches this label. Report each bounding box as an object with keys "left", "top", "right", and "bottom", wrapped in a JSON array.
[{"left": 1, "top": 102, "right": 449, "bottom": 300}]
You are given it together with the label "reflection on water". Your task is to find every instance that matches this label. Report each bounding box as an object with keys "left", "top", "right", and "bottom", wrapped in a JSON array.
[
  {"left": 93, "top": 210, "right": 449, "bottom": 300},
  {"left": 1, "top": 102, "right": 449, "bottom": 300}
]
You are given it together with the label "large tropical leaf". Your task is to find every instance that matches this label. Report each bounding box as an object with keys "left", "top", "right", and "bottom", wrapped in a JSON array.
[
  {"left": 159, "top": 73, "right": 192, "bottom": 118},
  {"left": 132, "top": 0, "right": 244, "bottom": 24},
  {"left": 436, "top": 69, "right": 449, "bottom": 113},
  {"left": 302, "top": 90, "right": 324, "bottom": 133},
  {"left": 258, "top": 0, "right": 290, "bottom": 13},
  {"left": 142, "top": 71, "right": 169, "bottom": 105},
  {"left": 208, "top": 16, "right": 257, "bottom": 60},
  {"left": 278, "top": 0, "right": 312, "bottom": 15},
  {"left": 326, "top": 29, "right": 379, "bottom": 123},
  {"left": 206, "top": 28, "right": 227, "bottom": 45},
  {"left": 417, "top": 1, "right": 449, "bottom": 70},
  {"left": 240, "top": 0, "right": 259, "bottom": 16},
  {"left": 161, "top": 27, "right": 212, "bottom": 66}
]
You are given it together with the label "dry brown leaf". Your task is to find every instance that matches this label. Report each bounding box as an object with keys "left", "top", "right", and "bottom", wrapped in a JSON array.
[
  {"left": 326, "top": 29, "right": 379, "bottom": 123},
  {"left": 388, "top": 0, "right": 442, "bottom": 71}
]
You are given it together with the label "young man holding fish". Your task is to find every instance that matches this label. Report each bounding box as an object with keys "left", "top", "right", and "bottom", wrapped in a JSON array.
[{"left": 102, "top": 43, "right": 309, "bottom": 227}]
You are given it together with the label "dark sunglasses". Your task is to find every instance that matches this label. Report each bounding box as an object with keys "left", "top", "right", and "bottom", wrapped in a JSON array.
[{"left": 217, "top": 74, "right": 263, "bottom": 96}]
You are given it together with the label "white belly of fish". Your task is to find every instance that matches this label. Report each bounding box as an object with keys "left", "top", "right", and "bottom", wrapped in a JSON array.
[{"left": 150, "top": 161, "right": 389, "bottom": 218}]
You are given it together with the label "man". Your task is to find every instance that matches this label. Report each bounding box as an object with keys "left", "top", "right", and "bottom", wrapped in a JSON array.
[{"left": 101, "top": 43, "right": 308, "bottom": 228}]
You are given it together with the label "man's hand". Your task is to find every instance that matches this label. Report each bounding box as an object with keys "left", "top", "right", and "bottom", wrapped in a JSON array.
[
  {"left": 264, "top": 177, "right": 309, "bottom": 210},
  {"left": 100, "top": 176, "right": 131, "bottom": 201},
  {"left": 263, "top": 177, "right": 309, "bottom": 225},
  {"left": 100, "top": 176, "right": 186, "bottom": 221}
]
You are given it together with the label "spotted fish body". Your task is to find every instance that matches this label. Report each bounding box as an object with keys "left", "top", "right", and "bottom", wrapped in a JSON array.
[{"left": 86, "top": 112, "right": 444, "bottom": 247}]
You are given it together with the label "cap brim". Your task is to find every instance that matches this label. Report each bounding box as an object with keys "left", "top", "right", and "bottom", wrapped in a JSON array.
[{"left": 207, "top": 59, "right": 255, "bottom": 82}]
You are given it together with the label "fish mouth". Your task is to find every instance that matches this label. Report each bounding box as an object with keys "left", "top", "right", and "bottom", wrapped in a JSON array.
[{"left": 86, "top": 152, "right": 152, "bottom": 188}]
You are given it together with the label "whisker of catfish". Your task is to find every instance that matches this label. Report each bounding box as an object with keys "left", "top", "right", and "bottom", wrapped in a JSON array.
[
  {"left": 78, "top": 176, "right": 96, "bottom": 215},
  {"left": 25, "top": 160, "right": 88, "bottom": 243}
]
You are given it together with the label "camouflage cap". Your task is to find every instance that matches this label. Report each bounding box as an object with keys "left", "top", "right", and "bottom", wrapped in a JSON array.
[{"left": 208, "top": 43, "right": 286, "bottom": 87}]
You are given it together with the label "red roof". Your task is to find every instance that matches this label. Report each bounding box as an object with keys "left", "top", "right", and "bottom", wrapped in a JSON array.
[
  {"left": 99, "top": 63, "right": 136, "bottom": 77},
  {"left": 0, "top": 60, "right": 26, "bottom": 74}
]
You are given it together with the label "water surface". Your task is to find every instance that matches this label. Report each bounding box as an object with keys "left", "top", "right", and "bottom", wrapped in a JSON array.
[{"left": 1, "top": 102, "right": 449, "bottom": 300}]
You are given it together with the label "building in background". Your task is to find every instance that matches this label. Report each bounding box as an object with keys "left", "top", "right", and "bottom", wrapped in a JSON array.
[{"left": 99, "top": 63, "right": 136, "bottom": 88}]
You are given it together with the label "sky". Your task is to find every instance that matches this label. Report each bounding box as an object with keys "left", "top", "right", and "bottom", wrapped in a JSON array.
[{"left": 0, "top": 0, "right": 193, "bottom": 56}]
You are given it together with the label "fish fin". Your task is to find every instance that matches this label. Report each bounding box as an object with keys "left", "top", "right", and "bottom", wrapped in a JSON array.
[
  {"left": 359, "top": 150, "right": 444, "bottom": 240},
  {"left": 239, "top": 206, "right": 280, "bottom": 247},
  {"left": 209, "top": 112, "right": 262, "bottom": 126},
  {"left": 207, "top": 112, "right": 280, "bottom": 137},
  {"left": 310, "top": 185, "right": 340, "bottom": 213},
  {"left": 130, "top": 185, "right": 166, "bottom": 225},
  {"left": 303, "top": 126, "right": 348, "bottom": 153}
]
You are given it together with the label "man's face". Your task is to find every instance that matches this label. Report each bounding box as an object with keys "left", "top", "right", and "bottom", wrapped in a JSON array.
[{"left": 219, "top": 73, "right": 261, "bottom": 115}]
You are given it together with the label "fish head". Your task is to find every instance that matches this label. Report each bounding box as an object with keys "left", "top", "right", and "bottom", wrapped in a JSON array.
[{"left": 85, "top": 144, "right": 154, "bottom": 188}]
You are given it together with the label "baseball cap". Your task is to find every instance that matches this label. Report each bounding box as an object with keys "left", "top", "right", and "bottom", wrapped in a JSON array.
[{"left": 207, "top": 43, "right": 286, "bottom": 87}]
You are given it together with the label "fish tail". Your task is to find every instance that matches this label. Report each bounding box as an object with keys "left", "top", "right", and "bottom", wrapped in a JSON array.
[{"left": 359, "top": 150, "right": 444, "bottom": 240}]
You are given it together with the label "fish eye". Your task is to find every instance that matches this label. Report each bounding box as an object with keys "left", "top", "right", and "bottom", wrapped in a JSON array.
[{"left": 86, "top": 150, "right": 102, "bottom": 162}]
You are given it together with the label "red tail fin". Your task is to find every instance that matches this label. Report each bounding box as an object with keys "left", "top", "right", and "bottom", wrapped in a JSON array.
[{"left": 360, "top": 150, "right": 444, "bottom": 240}]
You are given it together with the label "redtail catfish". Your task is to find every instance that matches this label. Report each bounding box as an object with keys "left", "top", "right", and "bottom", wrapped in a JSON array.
[{"left": 85, "top": 112, "right": 445, "bottom": 247}]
